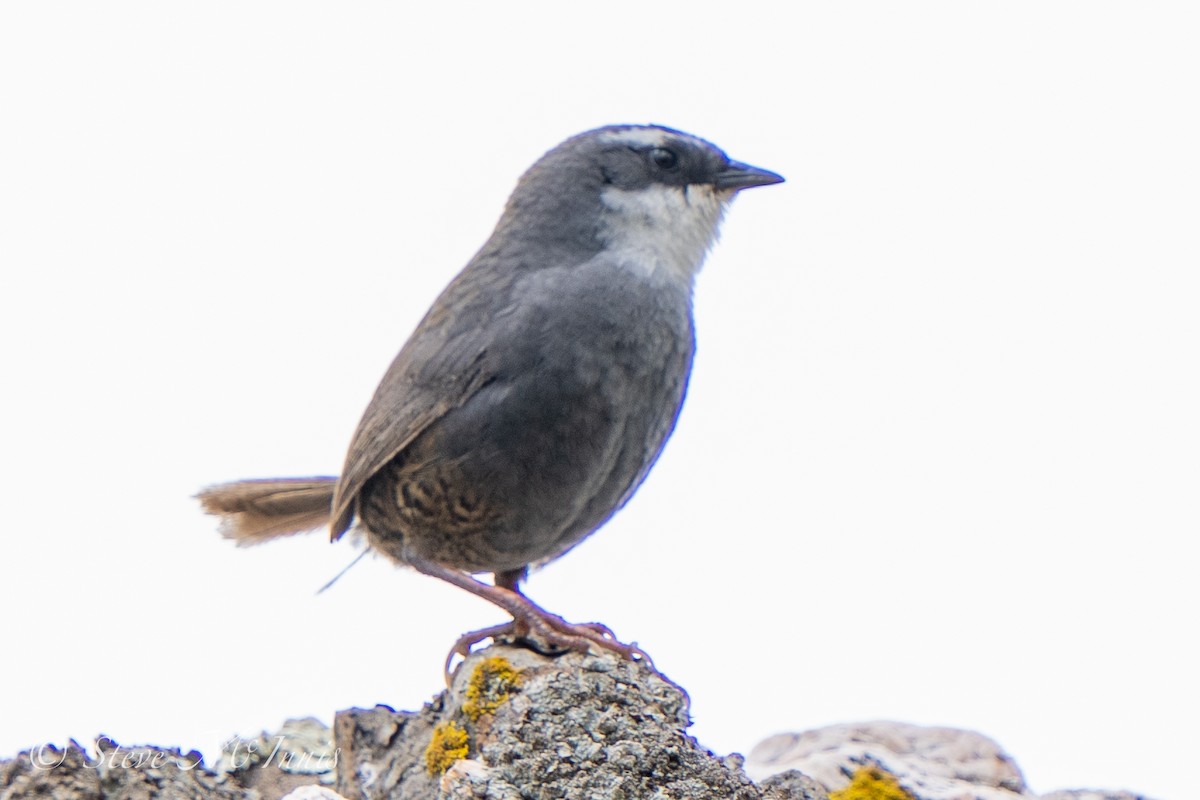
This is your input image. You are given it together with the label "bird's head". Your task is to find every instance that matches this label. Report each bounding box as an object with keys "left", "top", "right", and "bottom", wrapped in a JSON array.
[{"left": 490, "top": 124, "right": 783, "bottom": 283}]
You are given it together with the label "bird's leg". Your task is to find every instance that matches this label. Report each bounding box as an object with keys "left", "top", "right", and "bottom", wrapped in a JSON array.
[
  {"left": 442, "top": 567, "right": 530, "bottom": 671},
  {"left": 492, "top": 566, "right": 525, "bottom": 592},
  {"left": 403, "top": 554, "right": 651, "bottom": 681},
  {"left": 488, "top": 567, "right": 533, "bottom": 640},
  {"left": 495, "top": 566, "right": 621, "bottom": 642}
]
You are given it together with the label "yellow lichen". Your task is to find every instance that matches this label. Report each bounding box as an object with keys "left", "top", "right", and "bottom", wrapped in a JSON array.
[
  {"left": 829, "top": 766, "right": 917, "bottom": 800},
  {"left": 424, "top": 721, "right": 469, "bottom": 775},
  {"left": 462, "top": 656, "right": 523, "bottom": 721}
]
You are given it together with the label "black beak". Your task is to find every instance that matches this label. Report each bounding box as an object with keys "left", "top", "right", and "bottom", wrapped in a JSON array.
[{"left": 714, "top": 160, "right": 785, "bottom": 191}]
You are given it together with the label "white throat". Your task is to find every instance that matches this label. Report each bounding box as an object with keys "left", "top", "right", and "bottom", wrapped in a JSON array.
[{"left": 598, "top": 183, "right": 730, "bottom": 285}]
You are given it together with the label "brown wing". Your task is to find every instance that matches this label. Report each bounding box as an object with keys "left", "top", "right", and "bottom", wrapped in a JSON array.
[{"left": 328, "top": 261, "right": 509, "bottom": 539}]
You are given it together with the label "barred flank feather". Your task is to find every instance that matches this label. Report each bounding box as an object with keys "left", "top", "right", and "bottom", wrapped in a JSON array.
[{"left": 196, "top": 477, "right": 338, "bottom": 546}]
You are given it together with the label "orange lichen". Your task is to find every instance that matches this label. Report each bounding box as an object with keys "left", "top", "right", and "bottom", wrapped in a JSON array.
[
  {"left": 462, "top": 656, "right": 523, "bottom": 721},
  {"left": 424, "top": 721, "right": 469, "bottom": 775},
  {"left": 829, "top": 766, "right": 917, "bottom": 800}
]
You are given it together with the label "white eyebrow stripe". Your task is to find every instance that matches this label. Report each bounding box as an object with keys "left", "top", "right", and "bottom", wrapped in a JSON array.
[{"left": 598, "top": 128, "right": 670, "bottom": 148}]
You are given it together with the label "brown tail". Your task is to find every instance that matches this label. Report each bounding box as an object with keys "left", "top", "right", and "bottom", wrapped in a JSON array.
[{"left": 196, "top": 477, "right": 339, "bottom": 546}]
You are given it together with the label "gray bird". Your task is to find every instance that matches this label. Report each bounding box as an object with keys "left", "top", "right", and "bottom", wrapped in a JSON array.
[{"left": 199, "top": 124, "right": 782, "bottom": 668}]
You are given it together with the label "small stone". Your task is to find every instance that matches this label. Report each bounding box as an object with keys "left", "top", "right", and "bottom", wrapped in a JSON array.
[{"left": 280, "top": 787, "right": 350, "bottom": 800}]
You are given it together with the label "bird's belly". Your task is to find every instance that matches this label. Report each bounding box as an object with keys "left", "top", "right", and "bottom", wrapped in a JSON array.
[{"left": 359, "top": 352, "right": 688, "bottom": 573}]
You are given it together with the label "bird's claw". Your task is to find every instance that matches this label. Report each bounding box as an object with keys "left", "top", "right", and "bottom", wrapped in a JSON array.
[
  {"left": 444, "top": 622, "right": 516, "bottom": 684},
  {"left": 443, "top": 612, "right": 653, "bottom": 685}
]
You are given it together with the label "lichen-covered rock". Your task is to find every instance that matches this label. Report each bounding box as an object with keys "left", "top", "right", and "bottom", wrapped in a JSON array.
[
  {"left": 0, "top": 742, "right": 102, "bottom": 800},
  {"left": 334, "top": 644, "right": 793, "bottom": 800},
  {"left": 331, "top": 697, "right": 447, "bottom": 798},
  {"left": 0, "top": 737, "right": 247, "bottom": 800},
  {"left": 93, "top": 741, "right": 233, "bottom": 800},
  {"left": 745, "top": 723, "right": 1162, "bottom": 800},
  {"left": 0, "top": 731, "right": 327, "bottom": 800},
  {"left": 829, "top": 766, "right": 918, "bottom": 800},
  {"left": 746, "top": 721, "right": 1027, "bottom": 800},
  {"left": 0, "top": 656, "right": 1160, "bottom": 800}
]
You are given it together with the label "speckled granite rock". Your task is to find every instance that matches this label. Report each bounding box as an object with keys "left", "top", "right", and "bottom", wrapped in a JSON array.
[
  {"left": 0, "top": 743, "right": 103, "bottom": 800},
  {"left": 0, "top": 726, "right": 333, "bottom": 800},
  {"left": 0, "top": 738, "right": 244, "bottom": 800},
  {"left": 0, "top": 652, "right": 1160, "bottom": 800},
  {"left": 219, "top": 716, "right": 338, "bottom": 797},
  {"left": 745, "top": 722, "right": 1159, "bottom": 800},
  {"left": 334, "top": 645, "right": 807, "bottom": 800},
  {"left": 756, "top": 769, "right": 831, "bottom": 800},
  {"left": 747, "top": 721, "right": 1028, "bottom": 800},
  {"left": 0, "top": 645, "right": 811, "bottom": 800}
]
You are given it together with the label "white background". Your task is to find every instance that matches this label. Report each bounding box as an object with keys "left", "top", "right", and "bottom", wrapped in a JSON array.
[{"left": 2, "top": 3, "right": 1197, "bottom": 799}]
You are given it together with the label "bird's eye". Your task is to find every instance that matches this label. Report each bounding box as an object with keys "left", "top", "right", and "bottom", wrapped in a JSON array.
[{"left": 649, "top": 147, "right": 679, "bottom": 170}]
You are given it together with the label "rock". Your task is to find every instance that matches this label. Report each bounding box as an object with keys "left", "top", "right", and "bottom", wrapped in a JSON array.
[
  {"left": 219, "top": 716, "right": 338, "bottom": 797},
  {"left": 333, "top": 644, "right": 787, "bottom": 799},
  {"left": 0, "top": 737, "right": 245, "bottom": 800},
  {"left": 0, "top": 652, "right": 1162, "bottom": 800},
  {"left": 758, "top": 769, "right": 831, "bottom": 800},
  {"left": 0, "top": 731, "right": 324, "bottom": 800},
  {"left": 746, "top": 721, "right": 1027, "bottom": 800},
  {"left": 745, "top": 723, "right": 1162, "bottom": 800},
  {"left": 0, "top": 742, "right": 102, "bottom": 800}
]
